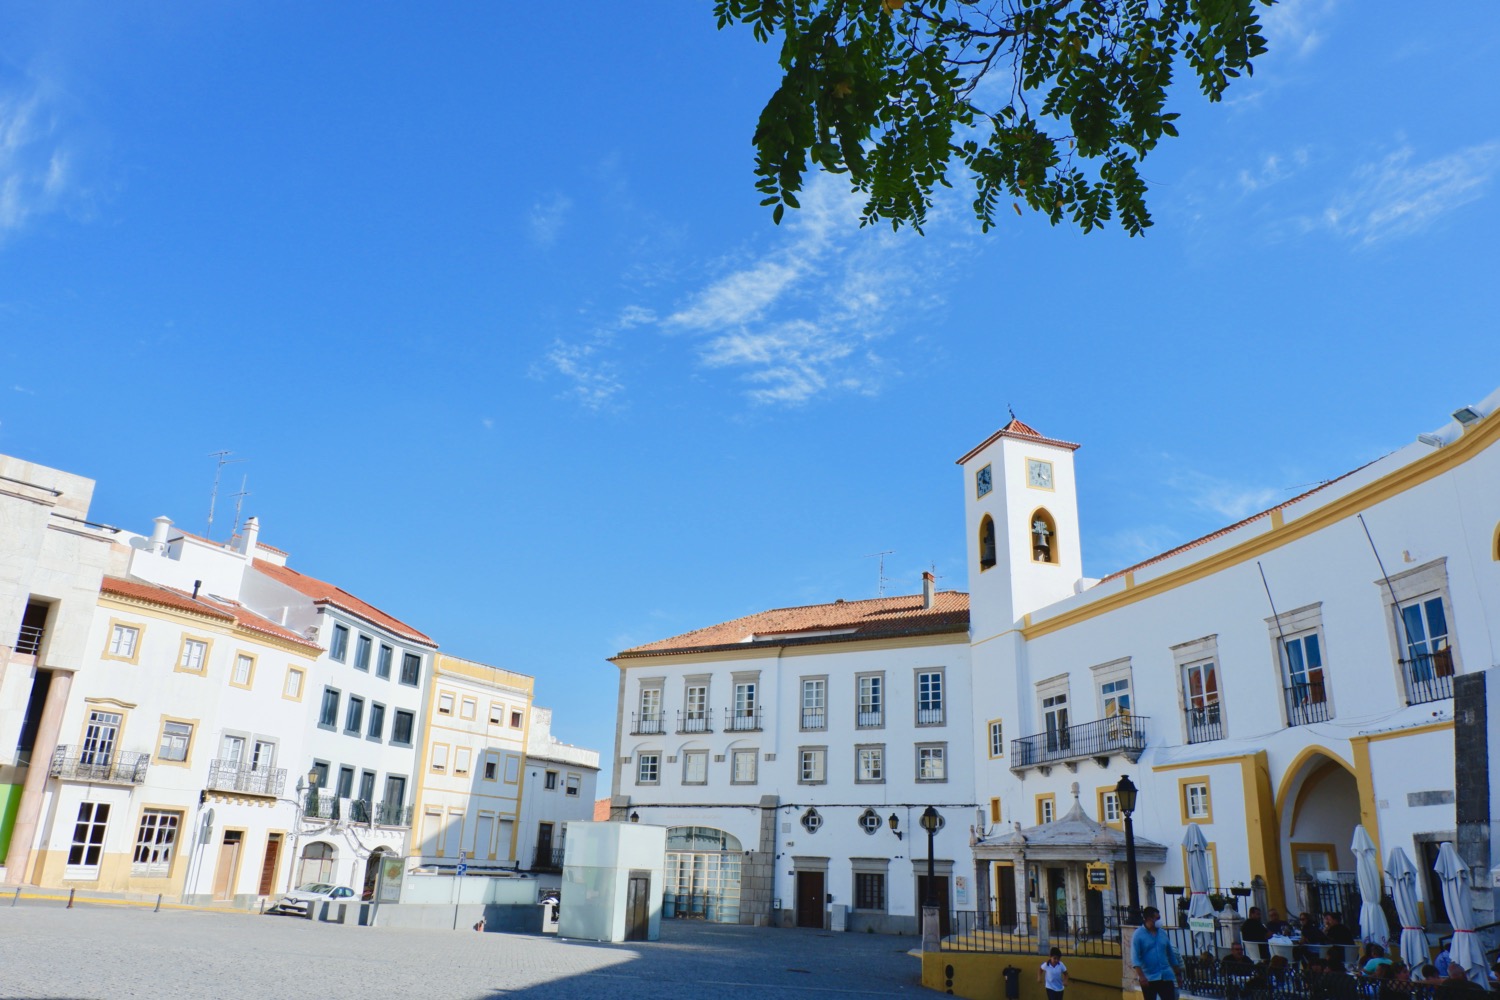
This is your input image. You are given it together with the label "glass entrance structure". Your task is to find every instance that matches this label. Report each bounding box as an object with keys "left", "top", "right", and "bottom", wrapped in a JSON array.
[{"left": 664, "top": 827, "right": 742, "bottom": 924}]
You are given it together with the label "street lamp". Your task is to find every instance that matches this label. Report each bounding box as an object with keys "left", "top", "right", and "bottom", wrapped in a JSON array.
[
  {"left": 1115, "top": 774, "right": 1142, "bottom": 926},
  {"left": 887, "top": 813, "right": 902, "bottom": 841},
  {"left": 919, "top": 806, "right": 941, "bottom": 908}
]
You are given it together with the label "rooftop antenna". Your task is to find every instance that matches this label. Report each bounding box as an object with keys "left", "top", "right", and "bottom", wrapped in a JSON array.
[
  {"left": 1008, "top": 403, "right": 1017, "bottom": 421},
  {"left": 863, "top": 550, "right": 894, "bottom": 597},
  {"left": 230, "top": 475, "right": 251, "bottom": 538},
  {"left": 206, "top": 451, "right": 246, "bottom": 540}
]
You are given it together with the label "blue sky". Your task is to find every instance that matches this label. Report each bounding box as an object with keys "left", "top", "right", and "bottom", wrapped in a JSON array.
[{"left": 2, "top": 2, "right": 1497, "bottom": 750}]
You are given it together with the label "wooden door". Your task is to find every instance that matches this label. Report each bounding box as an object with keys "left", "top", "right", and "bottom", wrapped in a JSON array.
[
  {"left": 258, "top": 834, "right": 282, "bottom": 896},
  {"left": 796, "top": 871, "right": 825, "bottom": 928},
  {"left": 625, "top": 871, "right": 651, "bottom": 941},
  {"left": 916, "top": 875, "right": 952, "bottom": 937},
  {"left": 1085, "top": 886, "right": 1105, "bottom": 936},
  {"left": 997, "top": 864, "right": 1018, "bottom": 927},
  {"left": 213, "top": 831, "right": 243, "bottom": 900}
]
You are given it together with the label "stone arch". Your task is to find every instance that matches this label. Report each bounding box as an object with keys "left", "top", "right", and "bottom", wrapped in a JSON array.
[
  {"left": 1029, "top": 508, "right": 1059, "bottom": 564},
  {"left": 979, "top": 514, "right": 997, "bottom": 571},
  {"left": 1274, "top": 747, "right": 1361, "bottom": 913}
]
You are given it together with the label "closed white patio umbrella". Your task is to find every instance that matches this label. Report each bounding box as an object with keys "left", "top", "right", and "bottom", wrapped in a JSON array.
[
  {"left": 1435, "top": 842, "right": 1489, "bottom": 991},
  {"left": 1352, "top": 826, "right": 1390, "bottom": 947},
  {"left": 1385, "top": 846, "right": 1427, "bottom": 970},
  {"left": 1183, "top": 825, "right": 1214, "bottom": 920}
]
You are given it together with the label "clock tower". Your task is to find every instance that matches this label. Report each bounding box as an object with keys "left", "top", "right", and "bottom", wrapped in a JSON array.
[{"left": 956, "top": 416, "right": 1083, "bottom": 641}]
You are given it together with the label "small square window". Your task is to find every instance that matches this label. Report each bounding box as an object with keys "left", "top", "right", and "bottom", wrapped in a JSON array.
[
  {"left": 400, "top": 652, "right": 421, "bottom": 686},
  {"left": 565, "top": 774, "right": 580, "bottom": 797},
  {"left": 856, "top": 745, "right": 884, "bottom": 783},
  {"left": 916, "top": 743, "right": 946, "bottom": 782},
  {"left": 460, "top": 698, "right": 477, "bottom": 721},
  {"left": 454, "top": 748, "right": 472, "bottom": 775},
  {"left": 284, "top": 667, "right": 305, "bottom": 700},
  {"left": 345, "top": 696, "right": 365, "bottom": 734},
  {"left": 354, "top": 634, "right": 372, "bottom": 672},
  {"left": 798, "top": 748, "right": 826, "bottom": 784},
  {"left": 637, "top": 753, "right": 660, "bottom": 785},
  {"left": 376, "top": 644, "right": 393, "bottom": 679},
  {"left": 178, "top": 639, "right": 208, "bottom": 673},
  {"left": 231, "top": 654, "right": 254, "bottom": 688},
  {"left": 330, "top": 624, "right": 349, "bottom": 662},
  {"left": 392, "top": 709, "right": 415, "bottom": 746},
  {"left": 683, "top": 750, "right": 708, "bottom": 785},
  {"left": 545, "top": 770, "right": 558, "bottom": 790},
  {"left": 438, "top": 693, "right": 454, "bottom": 715},
  {"left": 108, "top": 623, "right": 140, "bottom": 659},
  {"left": 489, "top": 703, "right": 504, "bottom": 725},
  {"left": 510, "top": 709, "right": 523, "bottom": 728},
  {"left": 319, "top": 688, "right": 340, "bottom": 728},
  {"left": 430, "top": 744, "right": 449, "bottom": 772},
  {"left": 158, "top": 721, "right": 192, "bottom": 762},
  {"left": 483, "top": 755, "right": 498, "bottom": 781},
  {"left": 731, "top": 749, "right": 757, "bottom": 784},
  {"left": 1184, "top": 781, "right": 1211, "bottom": 820}
]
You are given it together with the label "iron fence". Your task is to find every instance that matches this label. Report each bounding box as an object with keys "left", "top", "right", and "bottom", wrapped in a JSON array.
[
  {"left": 1401, "top": 651, "right": 1454, "bottom": 705},
  {"left": 1186, "top": 703, "right": 1224, "bottom": 743},
  {"left": 375, "top": 800, "right": 412, "bottom": 826},
  {"left": 856, "top": 709, "right": 884, "bottom": 728},
  {"left": 939, "top": 910, "right": 1122, "bottom": 958},
  {"left": 1283, "top": 685, "right": 1332, "bottom": 726},
  {"left": 801, "top": 708, "right": 826, "bottom": 729},
  {"left": 1180, "top": 963, "right": 1437, "bottom": 1000},
  {"left": 723, "top": 707, "right": 762, "bottom": 732},
  {"left": 531, "top": 846, "right": 565, "bottom": 872},
  {"left": 676, "top": 711, "right": 712, "bottom": 734},
  {"left": 631, "top": 712, "right": 664, "bottom": 735},
  {"left": 49, "top": 747, "right": 148, "bottom": 785},
  {"left": 206, "top": 759, "right": 286, "bottom": 797},
  {"left": 1010, "top": 714, "right": 1149, "bottom": 769},
  {"left": 14, "top": 622, "right": 44, "bottom": 655}
]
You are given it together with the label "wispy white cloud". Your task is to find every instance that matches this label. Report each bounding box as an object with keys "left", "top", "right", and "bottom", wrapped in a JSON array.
[
  {"left": 1237, "top": 148, "right": 1310, "bottom": 194},
  {"left": 1169, "top": 470, "right": 1284, "bottom": 522},
  {"left": 531, "top": 305, "right": 657, "bottom": 411},
  {"left": 0, "top": 78, "right": 72, "bottom": 241},
  {"left": 481, "top": 417, "right": 494, "bottom": 430},
  {"left": 1261, "top": 0, "right": 1338, "bottom": 60},
  {"left": 1313, "top": 140, "right": 1500, "bottom": 246},
  {"left": 528, "top": 193, "right": 572, "bottom": 246},
  {"left": 12, "top": 384, "right": 35, "bottom": 394}
]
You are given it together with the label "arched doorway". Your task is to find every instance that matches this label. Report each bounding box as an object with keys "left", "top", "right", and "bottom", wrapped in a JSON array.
[
  {"left": 664, "top": 826, "right": 743, "bottom": 924},
  {"left": 298, "top": 841, "right": 336, "bottom": 887},
  {"left": 363, "top": 848, "right": 389, "bottom": 900},
  {"left": 1277, "top": 750, "right": 1359, "bottom": 919}
]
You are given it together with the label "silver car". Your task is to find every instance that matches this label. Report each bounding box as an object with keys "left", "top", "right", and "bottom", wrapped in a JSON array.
[{"left": 271, "top": 882, "right": 356, "bottom": 915}]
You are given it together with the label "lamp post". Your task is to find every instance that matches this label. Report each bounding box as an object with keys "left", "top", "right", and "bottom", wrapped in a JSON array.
[
  {"left": 1115, "top": 774, "right": 1142, "bottom": 926},
  {"left": 920, "top": 807, "right": 940, "bottom": 907}
]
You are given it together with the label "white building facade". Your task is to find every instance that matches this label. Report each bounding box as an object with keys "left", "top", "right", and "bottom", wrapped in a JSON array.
[
  {"left": 961, "top": 396, "right": 1499, "bottom": 936},
  {"left": 516, "top": 705, "right": 601, "bottom": 875},
  {"left": 611, "top": 579, "right": 975, "bottom": 932}
]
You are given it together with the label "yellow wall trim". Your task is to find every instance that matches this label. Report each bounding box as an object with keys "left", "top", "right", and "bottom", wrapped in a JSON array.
[
  {"left": 1356, "top": 719, "right": 1454, "bottom": 744},
  {"left": 1022, "top": 412, "right": 1500, "bottom": 640}
]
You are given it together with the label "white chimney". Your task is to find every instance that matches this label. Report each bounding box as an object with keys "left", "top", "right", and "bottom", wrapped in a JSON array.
[
  {"left": 922, "top": 571, "right": 935, "bottom": 609},
  {"left": 149, "top": 516, "right": 172, "bottom": 555},
  {"left": 239, "top": 516, "right": 260, "bottom": 557}
]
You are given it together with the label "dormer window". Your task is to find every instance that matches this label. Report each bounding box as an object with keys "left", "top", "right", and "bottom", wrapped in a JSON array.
[
  {"left": 1031, "top": 509, "right": 1058, "bottom": 564},
  {"left": 979, "top": 515, "right": 997, "bottom": 571}
]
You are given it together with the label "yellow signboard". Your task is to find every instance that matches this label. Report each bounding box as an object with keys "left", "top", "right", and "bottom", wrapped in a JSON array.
[{"left": 1085, "top": 863, "right": 1111, "bottom": 890}]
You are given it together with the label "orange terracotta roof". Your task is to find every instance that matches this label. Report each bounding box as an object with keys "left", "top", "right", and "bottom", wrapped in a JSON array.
[
  {"left": 100, "top": 577, "right": 322, "bottom": 653},
  {"left": 252, "top": 559, "right": 436, "bottom": 647},
  {"left": 101, "top": 577, "right": 235, "bottom": 621},
  {"left": 1096, "top": 464, "right": 1370, "bottom": 585},
  {"left": 593, "top": 799, "right": 612, "bottom": 822},
  {"left": 956, "top": 416, "right": 1081, "bottom": 464},
  {"left": 616, "top": 590, "right": 969, "bottom": 658}
]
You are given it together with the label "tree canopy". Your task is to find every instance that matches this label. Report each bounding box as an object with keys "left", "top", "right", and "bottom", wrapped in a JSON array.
[{"left": 715, "top": 0, "right": 1272, "bottom": 235}]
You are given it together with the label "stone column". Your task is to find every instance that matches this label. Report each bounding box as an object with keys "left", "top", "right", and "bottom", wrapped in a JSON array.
[
  {"left": 975, "top": 858, "right": 992, "bottom": 930},
  {"left": 1036, "top": 898, "right": 1051, "bottom": 955},
  {"left": 4, "top": 668, "right": 73, "bottom": 882}
]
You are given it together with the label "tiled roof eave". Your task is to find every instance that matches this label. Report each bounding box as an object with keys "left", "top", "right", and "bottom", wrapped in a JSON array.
[
  {"left": 312, "top": 598, "right": 439, "bottom": 647},
  {"left": 614, "top": 620, "right": 970, "bottom": 660}
]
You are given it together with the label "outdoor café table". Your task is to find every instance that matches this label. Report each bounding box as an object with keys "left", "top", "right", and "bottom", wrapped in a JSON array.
[{"left": 1268, "top": 937, "right": 1296, "bottom": 963}]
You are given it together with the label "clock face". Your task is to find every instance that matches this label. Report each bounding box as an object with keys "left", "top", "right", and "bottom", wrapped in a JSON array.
[
  {"left": 976, "top": 464, "right": 993, "bottom": 498},
  {"left": 1027, "top": 459, "right": 1054, "bottom": 490}
]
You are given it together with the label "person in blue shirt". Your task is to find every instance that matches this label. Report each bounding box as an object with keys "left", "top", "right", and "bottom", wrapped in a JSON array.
[{"left": 1131, "top": 906, "right": 1185, "bottom": 1000}]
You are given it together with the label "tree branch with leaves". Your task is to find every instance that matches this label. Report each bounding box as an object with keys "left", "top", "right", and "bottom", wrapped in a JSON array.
[{"left": 716, "top": 0, "right": 1271, "bottom": 234}]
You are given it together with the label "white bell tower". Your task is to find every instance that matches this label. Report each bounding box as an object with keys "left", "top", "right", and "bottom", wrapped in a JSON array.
[{"left": 957, "top": 416, "right": 1083, "bottom": 639}]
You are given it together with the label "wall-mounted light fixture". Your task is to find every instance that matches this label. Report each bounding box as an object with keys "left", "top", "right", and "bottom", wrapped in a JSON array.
[
  {"left": 629, "top": 811, "right": 640, "bottom": 823},
  {"left": 888, "top": 813, "right": 902, "bottom": 840},
  {"left": 1453, "top": 406, "right": 1483, "bottom": 427}
]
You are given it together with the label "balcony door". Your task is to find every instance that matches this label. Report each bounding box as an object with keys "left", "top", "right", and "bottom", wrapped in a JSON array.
[
  {"left": 1041, "top": 693, "right": 1069, "bottom": 752},
  {"left": 81, "top": 711, "right": 121, "bottom": 766}
]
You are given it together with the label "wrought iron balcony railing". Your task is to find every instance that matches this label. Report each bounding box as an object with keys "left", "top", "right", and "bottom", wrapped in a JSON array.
[
  {"left": 1283, "top": 684, "right": 1332, "bottom": 726},
  {"left": 375, "top": 800, "right": 412, "bottom": 827},
  {"left": 14, "top": 623, "right": 44, "bottom": 656},
  {"left": 676, "top": 711, "right": 712, "bottom": 734},
  {"left": 631, "top": 711, "right": 664, "bottom": 735},
  {"left": 856, "top": 708, "right": 884, "bottom": 728},
  {"left": 1185, "top": 703, "right": 1223, "bottom": 744},
  {"left": 1402, "top": 649, "right": 1455, "bottom": 705},
  {"left": 206, "top": 759, "right": 286, "bottom": 797},
  {"left": 531, "top": 846, "right": 565, "bottom": 872},
  {"left": 1010, "top": 714, "right": 1148, "bottom": 773},
  {"left": 723, "top": 706, "right": 762, "bottom": 732},
  {"left": 801, "top": 708, "right": 826, "bottom": 729},
  {"left": 917, "top": 705, "right": 945, "bottom": 726},
  {"left": 49, "top": 746, "right": 148, "bottom": 785}
]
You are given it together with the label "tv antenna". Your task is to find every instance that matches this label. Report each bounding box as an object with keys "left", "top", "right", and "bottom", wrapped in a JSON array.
[
  {"left": 206, "top": 451, "right": 246, "bottom": 539},
  {"left": 230, "top": 475, "right": 251, "bottom": 538},
  {"left": 863, "top": 550, "right": 894, "bottom": 597}
]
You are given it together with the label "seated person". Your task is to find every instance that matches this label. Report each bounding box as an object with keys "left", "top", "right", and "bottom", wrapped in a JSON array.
[
  {"left": 1437, "top": 963, "right": 1483, "bottom": 995},
  {"left": 1435, "top": 940, "right": 1453, "bottom": 977},
  {"left": 1240, "top": 907, "right": 1269, "bottom": 943},
  {"left": 1249, "top": 954, "right": 1293, "bottom": 989},
  {"left": 1220, "top": 942, "right": 1257, "bottom": 974},
  {"left": 1322, "top": 913, "right": 1355, "bottom": 965},
  {"left": 1419, "top": 964, "right": 1443, "bottom": 983},
  {"left": 1363, "top": 944, "right": 1395, "bottom": 976},
  {"left": 1265, "top": 908, "right": 1292, "bottom": 938}
]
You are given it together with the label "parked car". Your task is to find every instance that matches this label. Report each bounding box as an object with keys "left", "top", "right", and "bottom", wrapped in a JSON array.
[{"left": 270, "top": 882, "right": 357, "bottom": 915}]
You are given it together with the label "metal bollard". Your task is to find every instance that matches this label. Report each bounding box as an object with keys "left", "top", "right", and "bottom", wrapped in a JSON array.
[
  {"left": 11, "top": 887, "right": 19, "bottom": 906},
  {"left": 155, "top": 894, "right": 162, "bottom": 912},
  {"left": 67, "top": 888, "right": 76, "bottom": 909}
]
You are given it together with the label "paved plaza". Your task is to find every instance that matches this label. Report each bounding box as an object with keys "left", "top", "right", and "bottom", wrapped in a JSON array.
[{"left": 0, "top": 901, "right": 929, "bottom": 1000}]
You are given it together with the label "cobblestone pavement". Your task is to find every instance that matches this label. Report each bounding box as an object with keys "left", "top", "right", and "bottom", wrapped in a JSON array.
[{"left": 0, "top": 902, "right": 930, "bottom": 1000}]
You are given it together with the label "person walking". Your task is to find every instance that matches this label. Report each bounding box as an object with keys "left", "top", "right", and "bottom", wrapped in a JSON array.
[
  {"left": 1037, "top": 947, "right": 1068, "bottom": 1000},
  {"left": 1131, "top": 906, "right": 1186, "bottom": 1000}
]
